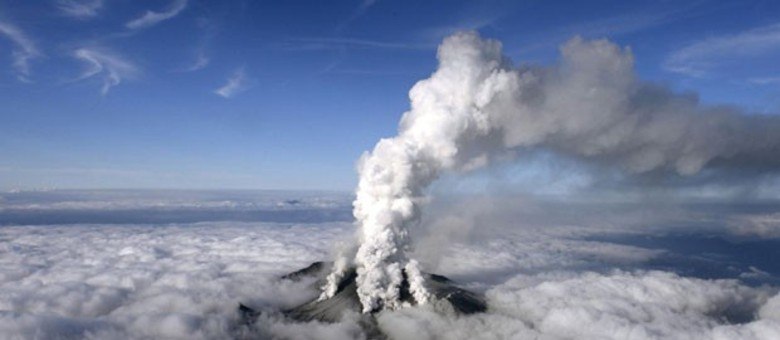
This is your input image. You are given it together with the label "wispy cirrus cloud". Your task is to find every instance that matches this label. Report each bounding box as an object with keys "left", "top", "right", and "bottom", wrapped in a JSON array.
[
  {"left": 72, "top": 48, "right": 139, "bottom": 95},
  {"left": 125, "top": 0, "right": 188, "bottom": 30},
  {"left": 665, "top": 23, "right": 780, "bottom": 77},
  {"left": 506, "top": 3, "right": 701, "bottom": 58},
  {"left": 748, "top": 76, "right": 780, "bottom": 85},
  {"left": 278, "top": 37, "right": 433, "bottom": 51},
  {"left": 0, "top": 21, "right": 41, "bottom": 82},
  {"left": 55, "top": 0, "right": 103, "bottom": 19},
  {"left": 178, "top": 19, "right": 217, "bottom": 72},
  {"left": 182, "top": 50, "right": 209, "bottom": 72},
  {"left": 336, "top": 0, "right": 380, "bottom": 32},
  {"left": 214, "top": 68, "right": 248, "bottom": 98}
]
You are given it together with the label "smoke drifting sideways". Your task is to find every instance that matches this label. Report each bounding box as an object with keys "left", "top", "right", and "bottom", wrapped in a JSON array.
[{"left": 323, "top": 31, "right": 780, "bottom": 313}]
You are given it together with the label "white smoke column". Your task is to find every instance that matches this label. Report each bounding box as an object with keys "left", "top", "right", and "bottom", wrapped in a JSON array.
[
  {"left": 345, "top": 33, "right": 508, "bottom": 312},
  {"left": 318, "top": 248, "right": 352, "bottom": 301},
  {"left": 324, "top": 31, "right": 780, "bottom": 312}
]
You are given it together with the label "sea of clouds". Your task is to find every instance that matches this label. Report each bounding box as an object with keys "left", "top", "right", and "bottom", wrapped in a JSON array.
[{"left": 1, "top": 190, "right": 780, "bottom": 339}]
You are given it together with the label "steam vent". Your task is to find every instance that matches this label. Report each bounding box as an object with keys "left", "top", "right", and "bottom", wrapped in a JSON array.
[{"left": 240, "top": 261, "right": 487, "bottom": 338}]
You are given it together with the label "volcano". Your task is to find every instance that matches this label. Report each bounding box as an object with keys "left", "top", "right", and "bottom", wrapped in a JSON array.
[{"left": 240, "top": 261, "right": 487, "bottom": 338}]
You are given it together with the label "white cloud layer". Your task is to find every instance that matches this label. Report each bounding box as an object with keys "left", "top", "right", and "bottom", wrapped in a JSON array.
[
  {"left": 1, "top": 191, "right": 779, "bottom": 339},
  {"left": 4, "top": 220, "right": 779, "bottom": 339},
  {"left": 0, "top": 222, "right": 354, "bottom": 339},
  {"left": 125, "top": 0, "right": 188, "bottom": 30},
  {"left": 730, "top": 213, "right": 780, "bottom": 239},
  {"left": 0, "top": 189, "right": 350, "bottom": 212},
  {"left": 214, "top": 68, "right": 248, "bottom": 98},
  {"left": 72, "top": 48, "right": 139, "bottom": 95},
  {"left": 373, "top": 271, "right": 779, "bottom": 340},
  {"left": 0, "top": 21, "right": 40, "bottom": 82}
]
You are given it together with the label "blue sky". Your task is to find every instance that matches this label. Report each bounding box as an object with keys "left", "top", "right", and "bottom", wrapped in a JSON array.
[{"left": 0, "top": 0, "right": 778, "bottom": 191}]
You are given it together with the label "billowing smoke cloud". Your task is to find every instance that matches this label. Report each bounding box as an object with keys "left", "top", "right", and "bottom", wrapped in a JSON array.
[{"left": 326, "top": 31, "right": 780, "bottom": 312}]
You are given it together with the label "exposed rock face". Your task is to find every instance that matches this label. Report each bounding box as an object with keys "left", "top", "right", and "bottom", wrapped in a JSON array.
[
  {"left": 240, "top": 261, "right": 487, "bottom": 339},
  {"left": 284, "top": 262, "right": 486, "bottom": 319},
  {"left": 280, "top": 261, "right": 329, "bottom": 282}
]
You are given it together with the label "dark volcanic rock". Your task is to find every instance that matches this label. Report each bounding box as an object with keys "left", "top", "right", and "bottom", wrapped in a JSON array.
[
  {"left": 425, "top": 273, "right": 487, "bottom": 315},
  {"left": 280, "top": 261, "right": 328, "bottom": 281},
  {"left": 283, "top": 263, "right": 487, "bottom": 322},
  {"left": 240, "top": 262, "right": 487, "bottom": 339},
  {"left": 285, "top": 268, "right": 360, "bottom": 322}
]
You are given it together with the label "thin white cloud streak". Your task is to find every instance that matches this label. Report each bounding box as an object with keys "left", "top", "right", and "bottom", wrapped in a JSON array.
[
  {"left": 174, "top": 17, "right": 216, "bottom": 73},
  {"left": 72, "top": 48, "right": 139, "bottom": 95},
  {"left": 182, "top": 49, "right": 209, "bottom": 72},
  {"left": 360, "top": 0, "right": 379, "bottom": 10},
  {"left": 56, "top": 0, "right": 103, "bottom": 19},
  {"left": 665, "top": 23, "right": 780, "bottom": 77},
  {"left": 749, "top": 76, "right": 780, "bottom": 85},
  {"left": 0, "top": 21, "right": 40, "bottom": 82},
  {"left": 280, "top": 37, "right": 433, "bottom": 51},
  {"left": 568, "top": 2, "right": 703, "bottom": 39},
  {"left": 510, "top": 3, "right": 700, "bottom": 57},
  {"left": 335, "top": 0, "right": 380, "bottom": 32},
  {"left": 125, "top": 0, "right": 188, "bottom": 30},
  {"left": 214, "top": 68, "right": 247, "bottom": 98}
]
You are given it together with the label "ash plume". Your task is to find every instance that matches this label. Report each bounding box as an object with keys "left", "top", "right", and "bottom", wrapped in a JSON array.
[{"left": 323, "top": 31, "right": 780, "bottom": 313}]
